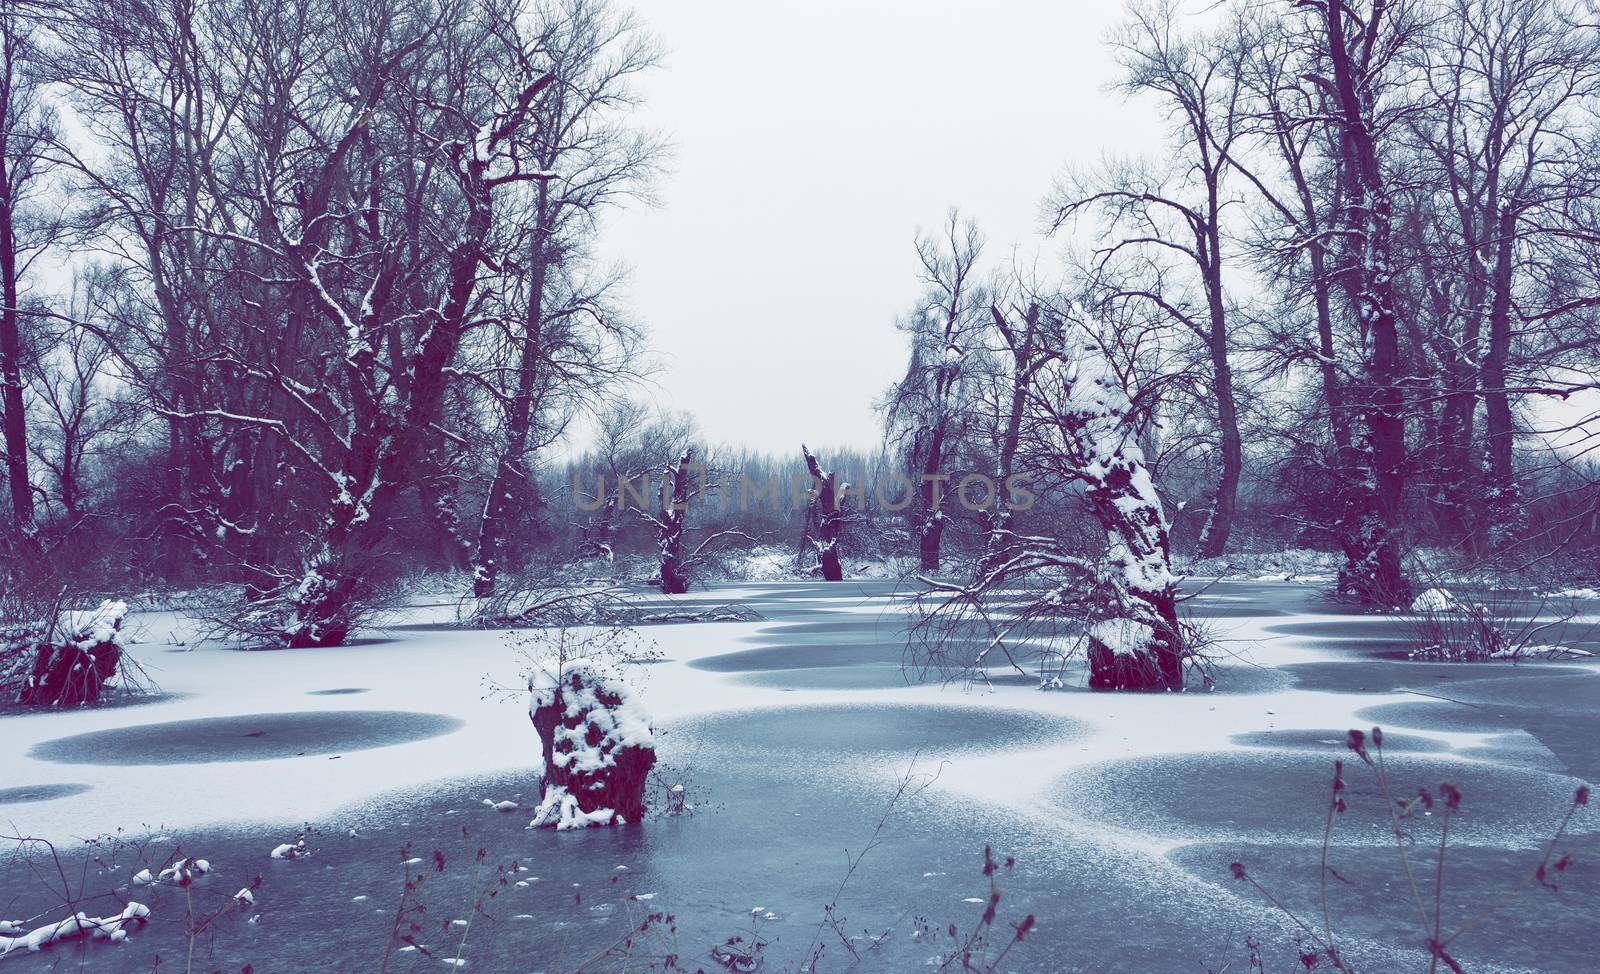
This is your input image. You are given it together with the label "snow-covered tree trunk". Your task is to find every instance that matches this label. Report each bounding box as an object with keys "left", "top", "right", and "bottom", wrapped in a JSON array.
[
  {"left": 528, "top": 657, "right": 655, "bottom": 830},
  {"left": 1055, "top": 337, "right": 1183, "bottom": 690},
  {"left": 802, "top": 444, "right": 844, "bottom": 581}
]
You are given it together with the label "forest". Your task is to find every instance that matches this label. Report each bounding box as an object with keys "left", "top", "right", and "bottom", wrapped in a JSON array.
[{"left": 0, "top": 0, "right": 1598, "bottom": 663}]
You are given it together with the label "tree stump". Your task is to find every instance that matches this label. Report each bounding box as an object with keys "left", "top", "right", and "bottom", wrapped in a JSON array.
[
  {"left": 528, "top": 657, "right": 655, "bottom": 829},
  {"left": 15, "top": 600, "right": 128, "bottom": 708},
  {"left": 802, "top": 444, "right": 844, "bottom": 581}
]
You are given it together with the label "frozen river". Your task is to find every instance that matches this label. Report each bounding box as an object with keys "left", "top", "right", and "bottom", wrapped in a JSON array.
[{"left": 1, "top": 579, "right": 1596, "bottom": 972}]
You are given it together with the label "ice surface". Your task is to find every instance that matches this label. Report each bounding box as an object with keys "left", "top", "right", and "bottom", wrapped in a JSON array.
[
  {"left": 1, "top": 578, "right": 1595, "bottom": 973},
  {"left": 4, "top": 580, "right": 1591, "bottom": 846}
]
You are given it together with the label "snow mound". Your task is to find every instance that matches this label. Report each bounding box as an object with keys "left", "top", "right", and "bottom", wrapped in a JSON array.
[
  {"left": 737, "top": 545, "right": 796, "bottom": 580},
  {"left": 157, "top": 858, "right": 211, "bottom": 885},
  {"left": 1523, "top": 644, "right": 1595, "bottom": 660},
  {"left": 1410, "top": 588, "right": 1462, "bottom": 613}
]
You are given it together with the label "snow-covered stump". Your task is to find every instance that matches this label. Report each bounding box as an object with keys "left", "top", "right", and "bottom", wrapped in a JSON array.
[
  {"left": 226, "top": 557, "right": 368, "bottom": 648},
  {"left": 527, "top": 657, "right": 655, "bottom": 830},
  {"left": 14, "top": 600, "right": 129, "bottom": 708},
  {"left": 280, "top": 565, "right": 358, "bottom": 648}
]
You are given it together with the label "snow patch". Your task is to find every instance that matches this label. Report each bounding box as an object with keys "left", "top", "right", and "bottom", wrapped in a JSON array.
[
  {"left": 527, "top": 785, "right": 616, "bottom": 831},
  {"left": 1410, "top": 588, "right": 1463, "bottom": 613}
]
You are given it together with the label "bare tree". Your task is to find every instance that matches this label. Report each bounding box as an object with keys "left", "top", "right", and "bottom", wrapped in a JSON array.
[
  {"left": 28, "top": 271, "right": 126, "bottom": 526},
  {"left": 1050, "top": 0, "right": 1247, "bottom": 560},
  {"left": 882, "top": 210, "right": 985, "bottom": 572},
  {"left": 1406, "top": 0, "right": 1600, "bottom": 550},
  {"left": 1305, "top": 0, "right": 1426, "bottom": 603},
  {"left": 1231, "top": 4, "right": 1363, "bottom": 548},
  {"left": 40, "top": 0, "right": 247, "bottom": 573},
  {"left": 471, "top": 0, "right": 662, "bottom": 597},
  {"left": 1225, "top": 0, "right": 1424, "bottom": 602},
  {"left": 976, "top": 292, "right": 1054, "bottom": 575}
]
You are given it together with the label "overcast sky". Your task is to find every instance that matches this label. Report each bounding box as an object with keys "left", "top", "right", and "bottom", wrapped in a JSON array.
[{"left": 599, "top": 0, "right": 1167, "bottom": 454}]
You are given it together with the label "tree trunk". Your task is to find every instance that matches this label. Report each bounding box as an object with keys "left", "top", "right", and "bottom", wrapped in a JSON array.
[
  {"left": 656, "top": 450, "right": 693, "bottom": 594},
  {"left": 473, "top": 183, "right": 551, "bottom": 597},
  {"left": 418, "top": 447, "right": 472, "bottom": 570},
  {"left": 1195, "top": 350, "right": 1241, "bottom": 559},
  {"left": 1321, "top": 0, "right": 1412, "bottom": 607},
  {"left": 1481, "top": 205, "right": 1518, "bottom": 548},
  {"left": 802, "top": 444, "right": 843, "bottom": 581},
  {"left": 915, "top": 427, "right": 947, "bottom": 572},
  {"left": 980, "top": 304, "right": 1040, "bottom": 576},
  {"left": 1085, "top": 588, "right": 1182, "bottom": 692},
  {"left": 579, "top": 493, "right": 617, "bottom": 559},
  {"left": 1311, "top": 241, "right": 1392, "bottom": 587},
  {"left": 1420, "top": 235, "right": 1480, "bottom": 547},
  {"left": 1192, "top": 177, "right": 1239, "bottom": 561},
  {"left": 917, "top": 504, "right": 944, "bottom": 572},
  {"left": 0, "top": 180, "right": 33, "bottom": 543}
]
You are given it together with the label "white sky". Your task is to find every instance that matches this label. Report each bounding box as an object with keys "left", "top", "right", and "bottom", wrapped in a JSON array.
[{"left": 599, "top": 0, "right": 1167, "bottom": 453}]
